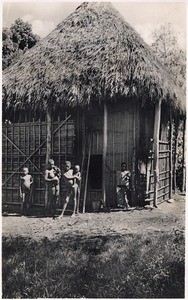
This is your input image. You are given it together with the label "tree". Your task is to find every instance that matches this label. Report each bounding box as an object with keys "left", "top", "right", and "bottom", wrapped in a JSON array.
[
  {"left": 151, "top": 23, "right": 186, "bottom": 193},
  {"left": 151, "top": 23, "right": 185, "bottom": 92},
  {"left": 2, "top": 18, "right": 40, "bottom": 70}
]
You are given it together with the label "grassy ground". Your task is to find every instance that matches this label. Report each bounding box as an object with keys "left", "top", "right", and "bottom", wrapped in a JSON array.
[
  {"left": 2, "top": 194, "right": 185, "bottom": 298},
  {"left": 2, "top": 232, "right": 185, "bottom": 298}
]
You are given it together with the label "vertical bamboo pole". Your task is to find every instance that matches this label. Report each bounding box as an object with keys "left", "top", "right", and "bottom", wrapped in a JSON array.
[
  {"left": 173, "top": 118, "right": 179, "bottom": 193},
  {"left": 153, "top": 99, "right": 162, "bottom": 208},
  {"left": 45, "top": 105, "right": 52, "bottom": 210},
  {"left": 182, "top": 117, "right": 186, "bottom": 193},
  {"left": 131, "top": 103, "right": 136, "bottom": 206},
  {"left": 169, "top": 109, "right": 173, "bottom": 199},
  {"left": 102, "top": 102, "right": 107, "bottom": 207}
]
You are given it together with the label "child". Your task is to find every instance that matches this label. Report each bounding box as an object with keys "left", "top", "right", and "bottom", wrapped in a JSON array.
[
  {"left": 20, "top": 167, "right": 33, "bottom": 215},
  {"left": 73, "top": 165, "right": 81, "bottom": 214},
  {"left": 45, "top": 159, "right": 61, "bottom": 216},
  {"left": 73, "top": 165, "right": 81, "bottom": 185},
  {"left": 58, "top": 161, "right": 80, "bottom": 218},
  {"left": 116, "top": 162, "right": 130, "bottom": 210}
]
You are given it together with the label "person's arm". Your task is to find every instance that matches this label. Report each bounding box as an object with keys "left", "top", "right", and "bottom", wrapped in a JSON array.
[
  {"left": 20, "top": 177, "right": 23, "bottom": 197},
  {"left": 122, "top": 171, "right": 130, "bottom": 180},
  {"left": 53, "top": 166, "right": 61, "bottom": 178},
  {"left": 63, "top": 171, "right": 75, "bottom": 186},
  {"left": 63, "top": 173, "right": 75, "bottom": 181},
  {"left": 75, "top": 172, "right": 81, "bottom": 181},
  {"left": 30, "top": 175, "right": 33, "bottom": 185},
  {"left": 45, "top": 170, "right": 52, "bottom": 182}
]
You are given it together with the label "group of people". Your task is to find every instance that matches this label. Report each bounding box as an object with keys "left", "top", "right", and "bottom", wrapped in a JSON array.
[
  {"left": 44, "top": 159, "right": 81, "bottom": 218},
  {"left": 20, "top": 160, "right": 131, "bottom": 216},
  {"left": 20, "top": 160, "right": 81, "bottom": 217}
]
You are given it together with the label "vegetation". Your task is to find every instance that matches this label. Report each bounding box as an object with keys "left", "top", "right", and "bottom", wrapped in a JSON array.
[
  {"left": 151, "top": 23, "right": 186, "bottom": 192},
  {"left": 2, "top": 232, "right": 184, "bottom": 298},
  {"left": 151, "top": 23, "right": 185, "bottom": 94},
  {"left": 2, "top": 18, "right": 40, "bottom": 70}
]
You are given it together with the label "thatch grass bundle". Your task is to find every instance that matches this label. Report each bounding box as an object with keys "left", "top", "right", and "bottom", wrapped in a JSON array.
[{"left": 2, "top": 2, "right": 185, "bottom": 113}]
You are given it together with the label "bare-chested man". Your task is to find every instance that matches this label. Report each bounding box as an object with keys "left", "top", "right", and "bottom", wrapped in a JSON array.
[{"left": 45, "top": 159, "right": 61, "bottom": 216}]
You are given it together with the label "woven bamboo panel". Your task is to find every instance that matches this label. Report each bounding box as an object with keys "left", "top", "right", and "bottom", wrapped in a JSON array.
[{"left": 2, "top": 117, "right": 75, "bottom": 206}]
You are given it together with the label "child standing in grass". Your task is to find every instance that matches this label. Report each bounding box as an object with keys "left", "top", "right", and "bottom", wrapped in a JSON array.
[
  {"left": 20, "top": 167, "right": 33, "bottom": 215},
  {"left": 116, "top": 162, "right": 130, "bottom": 210}
]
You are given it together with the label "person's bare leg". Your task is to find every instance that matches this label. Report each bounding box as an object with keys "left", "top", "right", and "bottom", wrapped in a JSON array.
[
  {"left": 55, "top": 185, "right": 60, "bottom": 209},
  {"left": 71, "top": 198, "right": 77, "bottom": 217},
  {"left": 21, "top": 193, "right": 25, "bottom": 215},
  {"left": 71, "top": 185, "right": 78, "bottom": 217},
  {"left": 124, "top": 192, "right": 130, "bottom": 210},
  {"left": 76, "top": 188, "right": 80, "bottom": 214},
  {"left": 58, "top": 195, "right": 70, "bottom": 218}
]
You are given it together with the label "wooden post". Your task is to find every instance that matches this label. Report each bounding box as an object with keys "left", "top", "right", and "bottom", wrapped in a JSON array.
[
  {"left": 172, "top": 117, "right": 179, "bottom": 193},
  {"left": 131, "top": 102, "right": 137, "bottom": 206},
  {"left": 182, "top": 117, "right": 186, "bottom": 193},
  {"left": 102, "top": 102, "right": 107, "bottom": 207},
  {"left": 169, "top": 109, "right": 173, "bottom": 199},
  {"left": 153, "top": 99, "right": 162, "bottom": 208},
  {"left": 45, "top": 105, "right": 52, "bottom": 210}
]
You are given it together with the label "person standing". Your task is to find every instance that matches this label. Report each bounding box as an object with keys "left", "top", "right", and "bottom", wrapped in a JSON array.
[
  {"left": 45, "top": 159, "right": 61, "bottom": 216},
  {"left": 58, "top": 161, "right": 80, "bottom": 218},
  {"left": 116, "top": 162, "right": 131, "bottom": 210},
  {"left": 20, "top": 167, "right": 33, "bottom": 215}
]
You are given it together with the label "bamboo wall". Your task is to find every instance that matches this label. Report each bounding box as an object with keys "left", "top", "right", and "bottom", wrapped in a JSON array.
[
  {"left": 2, "top": 113, "right": 76, "bottom": 207},
  {"left": 85, "top": 100, "right": 170, "bottom": 208},
  {"left": 85, "top": 100, "right": 140, "bottom": 207},
  {"left": 147, "top": 104, "right": 171, "bottom": 204},
  {"left": 2, "top": 101, "right": 172, "bottom": 210}
]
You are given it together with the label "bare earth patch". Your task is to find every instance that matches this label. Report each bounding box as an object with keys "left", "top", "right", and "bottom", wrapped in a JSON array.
[
  {"left": 2, "top": 194, "right": 185, "bottom": 240},
  {"left": 2, "top": 194, "right": 185, "bottom": 298}
]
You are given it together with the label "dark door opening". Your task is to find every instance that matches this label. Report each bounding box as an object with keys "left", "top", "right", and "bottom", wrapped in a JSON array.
[{"left": 88, "top": 155, "right": 102, "bottom": 189}]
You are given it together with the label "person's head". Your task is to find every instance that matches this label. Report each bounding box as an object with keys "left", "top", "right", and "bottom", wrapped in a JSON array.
[
  {"left": 65, "top": 161, "right": 71, "bottom": 171},
  {"left": 121, "top": 162, "right": 127, "bottom": 171},
  {"left": 48, "top": 159, "right": 55, "bottom": 169},
  {"left": 23, "top": 167, "right": 29, "bottom": 175},
  {"left": 74, "top": 165, "right": 80, "bottom": 173}
]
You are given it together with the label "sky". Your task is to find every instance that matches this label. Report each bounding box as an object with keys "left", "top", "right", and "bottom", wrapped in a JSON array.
[{"left": 2, "top": 1, "right": 187, "bottom": 49}]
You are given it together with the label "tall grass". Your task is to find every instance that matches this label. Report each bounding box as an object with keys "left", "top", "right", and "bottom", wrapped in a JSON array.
[{"left": 2, "top": 232, "right": 184, "bottom": 298}]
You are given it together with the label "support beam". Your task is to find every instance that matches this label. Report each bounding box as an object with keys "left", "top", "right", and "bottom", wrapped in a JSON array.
[
  {"left": 102, "top": 102, "right": 107, "bottom": 207},
  {"left": 182, "top": 117, "right": 186, "bottom": 193},
  {"left": 45, "top": 105, "right": 52, "bottom": 210},
  {"left": 153, "top": 99, "right": 162, "bottom": 208},
  {"left": 172, "top": 117, "right": 179, "bottom": 193},
  {"left": 169, "top": 109, "right": 173, "bottom": 199},
  {"left": 2, "top": 115, "right": 71, "bottom": 187}
]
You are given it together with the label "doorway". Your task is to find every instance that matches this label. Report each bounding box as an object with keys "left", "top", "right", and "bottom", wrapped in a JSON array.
[{"left": 88, "top": 155, "right": 102, "bottom": 189}]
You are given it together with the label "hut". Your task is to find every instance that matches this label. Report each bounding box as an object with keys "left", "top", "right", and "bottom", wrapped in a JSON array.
[{"left": 2, "top": 2, "right": 185, "bottom": 212}]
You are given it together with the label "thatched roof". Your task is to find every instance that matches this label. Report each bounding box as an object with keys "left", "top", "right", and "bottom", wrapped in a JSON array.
[{"left": 3, "top": 2, "right": 185, "bottom": 113}]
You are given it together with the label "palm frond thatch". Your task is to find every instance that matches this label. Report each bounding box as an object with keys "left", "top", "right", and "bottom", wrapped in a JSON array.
[{"left": 2, "top": 2, "right": 185, "bottom": 113}]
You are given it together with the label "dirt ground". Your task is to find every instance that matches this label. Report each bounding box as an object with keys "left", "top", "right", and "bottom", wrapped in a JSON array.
[{"left": 2, "top": 194, "right": 185, "bottom": 240}]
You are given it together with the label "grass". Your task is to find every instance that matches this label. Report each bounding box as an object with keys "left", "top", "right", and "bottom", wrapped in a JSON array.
[{"left": 2, "top": 231, "right": 185, "bottom": 298}]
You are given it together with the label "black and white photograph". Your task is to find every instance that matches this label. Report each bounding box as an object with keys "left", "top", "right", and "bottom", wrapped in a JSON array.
[{"left": 1, "top": 1, "right": 186, "bottom": 298}]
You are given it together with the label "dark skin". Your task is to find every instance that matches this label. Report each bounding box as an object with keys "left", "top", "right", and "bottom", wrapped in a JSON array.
[
  {"left": 45, "top": 160, "right": 60, "bottom": 216},
  {"left": 58, "top": 163, "right": 79, "bottom": 218}
]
